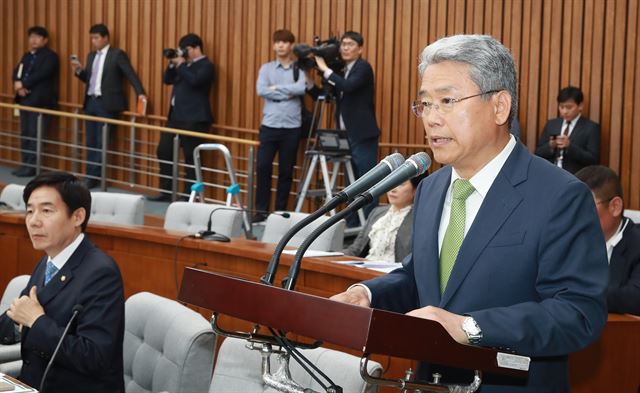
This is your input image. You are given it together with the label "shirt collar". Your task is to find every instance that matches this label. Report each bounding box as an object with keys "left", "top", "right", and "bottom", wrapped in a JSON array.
[
  {"left": 49, "top": 233, "right": 85, "bottom": 270},
  {"left": 606, "top": 217, "right": 628, "bottom": 251},
  {"left": 97, "top": 45, "right": 110, "bottom": 55},
  {"left": 450, "top": 134, "right": 517, "bottom": 199},
  {"left": 564, "top": 114, "right": 581, "bottom": 128},
  {"left": 389, "top": 204, "right": 412, "bottom": 214}
]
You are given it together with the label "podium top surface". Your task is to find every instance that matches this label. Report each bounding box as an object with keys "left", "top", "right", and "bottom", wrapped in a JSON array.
[{"left": 179, "top": 268, "right": 528, "bottom": 378}]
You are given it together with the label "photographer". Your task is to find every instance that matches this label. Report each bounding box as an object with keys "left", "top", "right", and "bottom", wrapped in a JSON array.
[
  {"left": 149, "top": 33, "right": 214, "bottom": 202},
  {"left": 312, "top": 31, "right": 380, "bottom": 219}
]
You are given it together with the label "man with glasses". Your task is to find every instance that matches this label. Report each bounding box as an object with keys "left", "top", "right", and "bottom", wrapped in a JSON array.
[
  {"left": 535, "top": 86, "right": 600, "bottom": 174},
  {"left": 332, "top": 35, "right": 608, "bottom": 392},
  {"left": 576, "top": 165, "right": 640, "bottom": 316},
  {"left": 313, "top": 31, "right": 380, "bottom": 219}
]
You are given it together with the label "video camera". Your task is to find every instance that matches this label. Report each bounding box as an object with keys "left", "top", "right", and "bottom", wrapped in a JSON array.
[
  {"left": 293, "top": 36, "right": 344, "bottom": 73},
  {"left": 163, "top": 47, "right": 187, "bottom": 59}
]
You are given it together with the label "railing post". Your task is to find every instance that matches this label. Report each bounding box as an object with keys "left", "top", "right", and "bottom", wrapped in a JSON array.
[
  {"left": 247, "top": 145, "right": 255, "bottom": 213},
  {"left": 129, "top": 116, "right": 136, "bottom": 184},
  {"left": 35, "top": 113, "right": 43, "bottom": 175},
  {"left": 72, "top": 109, "right": 80, "bottom": 174},
  {"left": 172, "top": 135, "right": 180, "bottom": 201},
  {"left": 101, "top": 123, "right": 108, "bottom": 191}
]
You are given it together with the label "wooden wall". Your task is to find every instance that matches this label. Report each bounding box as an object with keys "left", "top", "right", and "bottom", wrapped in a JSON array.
[{"left": 1, "top": 0, "right": 639, "bottom": 207}]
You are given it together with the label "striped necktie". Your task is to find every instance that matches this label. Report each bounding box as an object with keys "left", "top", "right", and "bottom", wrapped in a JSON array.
[
  {"left": 439, "top": 179, "right": 475, "bottom": 294},
  {"left": 45, "top": 259, "right": 59, "bottom": 285}
]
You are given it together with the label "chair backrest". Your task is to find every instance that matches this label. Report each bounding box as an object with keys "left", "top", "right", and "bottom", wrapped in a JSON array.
[
  {"left": 1, "top": 275, "right": 30, "bottom": 314},
  {"left": 0, "top": 184, "right": 26, "bottom": 211},
  {"left": 90, "top": 192, "right": 145, "bottom": 226},
  {"left": 261, "top": 212, "right": 345, "bottom": 252},
  {"left": 209, "top": 337, "right": 382, "bottom": 393},
  {"left": 625, "top": 209, "right": 640, "bottom": 224},
  {"left": 124, "top": 292, "right": 216, "bottom": 393},
  {"left": 163, "top": 202, "right": 243, "bottom": 237}
]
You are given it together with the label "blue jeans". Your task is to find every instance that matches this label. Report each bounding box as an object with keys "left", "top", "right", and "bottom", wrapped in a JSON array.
[{"left": 84, "top": 97, "right": 118, "bottom": 178}]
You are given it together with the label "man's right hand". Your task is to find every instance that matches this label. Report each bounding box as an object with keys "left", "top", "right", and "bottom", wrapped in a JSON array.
[
  {"left": 330, "top": 285, "right": 371, "bottom": 307},
  {"left": 548, "top": 136, "right": 558, "bottom": 149},
  {"left": 70, "top": 61, "right": 82, "bottom": 73}
]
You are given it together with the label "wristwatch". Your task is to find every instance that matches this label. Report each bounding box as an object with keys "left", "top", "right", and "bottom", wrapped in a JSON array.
[{"left": 462, "top": 316, "right": 483, "bottom": 345}]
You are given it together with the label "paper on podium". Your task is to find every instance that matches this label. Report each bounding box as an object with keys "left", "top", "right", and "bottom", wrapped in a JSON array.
[
  {"left": 333, "top": 260, "right": 402, "bottom": 273},
  {"left": 0, "top": 373, "right": 36, "bottom": 392},
  {"left": 282, "top": 249, "right": 344, "bottom": 258}
]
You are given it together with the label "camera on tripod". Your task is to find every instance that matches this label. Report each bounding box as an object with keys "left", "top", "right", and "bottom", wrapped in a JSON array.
[
  {"left": 162, "top": 47, "right": 187, "bottom": 59},
  {"left": 293, "top": 36, "right": 344, "bottom": 73}
]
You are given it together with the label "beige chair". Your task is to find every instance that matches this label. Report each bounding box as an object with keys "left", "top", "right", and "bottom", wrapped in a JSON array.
[
  {"left": 209, "top": 337, "right": 382, "bottom": 393},
  {"left": 0, "top": 184, "right": 26, "bottom": 210},
  {"left": 0, "top": 275, "right": 31, "bottom": 377},
  {"left": 89, "top": 192, "right": 145, "bottom": 226},
  {"left": 163, "top": 202, "right": 243, "bottom": 238},
  {"left": 260, "top": 212, "right": 345, "bottom": 252},
  {"left": 624, "top": 209, "right": 640, "bottom": 224}
]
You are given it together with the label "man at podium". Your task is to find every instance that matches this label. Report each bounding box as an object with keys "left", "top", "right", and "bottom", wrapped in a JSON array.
[{"left": 332, "top": 35, "right": 609, "bottom": 392}]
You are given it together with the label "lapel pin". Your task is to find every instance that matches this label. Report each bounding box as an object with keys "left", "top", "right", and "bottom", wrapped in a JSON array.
[{"left": 60, "top": 275, "right": 66, "bottom": 282}]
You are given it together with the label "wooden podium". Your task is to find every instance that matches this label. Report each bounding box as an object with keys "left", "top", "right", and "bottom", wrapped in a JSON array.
[{"left": 178, "top": 268, "right": 529, "bottom": 380}]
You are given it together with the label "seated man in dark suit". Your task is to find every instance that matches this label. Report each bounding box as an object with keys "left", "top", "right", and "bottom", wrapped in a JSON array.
[
  {"left": 576, "top": 165, "right": 640, "bottom": 316},
  {"left": 72, "top": 23, "right": 146, "bottom": 189},
  {"left": 0, "top": 172, "right": 125, "bottom": 393},
  {"left": 149, "top": 33, "right": 215, "bottom": 201},
  {"left": 535, "top": 86, "right": 600, "bottom": 174},
  {"left": 332, "top": 35, "right": 608, "bottom": 392},
  {"left": 343, "top": 171, "right": 427, "bottom": 263},
  {"left": 12, "top": 26, "right": 59, "bottom": 178}
]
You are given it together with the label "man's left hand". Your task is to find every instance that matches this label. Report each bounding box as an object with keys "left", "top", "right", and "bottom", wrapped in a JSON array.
[
  {"left": 6, "top": 286, "right": 45, "bottom": 328},
  {"left": 170, "top": 56, "right": 186, "bottom": 66},
  {"left": 406, "top": 306, "right": 468, "bottom": 344},
  {"left": 138, "top": 94, "right": 147, "bottom": 101},
  {"left": 13, "top": 81, "right": 24, "bottom": 91}
]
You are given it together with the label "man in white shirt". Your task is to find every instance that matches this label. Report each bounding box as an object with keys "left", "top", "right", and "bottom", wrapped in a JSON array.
[
  {"left": 0, "top": 171, "right": 125, "bottom": 392},
  {"left": 331, "top": 35, "right": 608, "bottom": 392},
  {"left": 575, "top": 165, "right": 640, "bottom": 316},
  {"left": 535, "top": 86, "right": 601, "bottom": 174}
]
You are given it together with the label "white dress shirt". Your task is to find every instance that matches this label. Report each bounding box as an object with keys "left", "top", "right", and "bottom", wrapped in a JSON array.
[
  {"left": 49, "top": 233, "right": 85, "bottom": 271},
  {"left": 561, "top": 114, "right": 581, "bottom": 137},
  {"left": 605, "top": 218, "right": 628, "bottom": 263},
  {"left": 89, "top": 45, "right": 110, "bottom": 96}
]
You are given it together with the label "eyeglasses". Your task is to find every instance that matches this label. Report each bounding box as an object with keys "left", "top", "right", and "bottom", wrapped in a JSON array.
[{"left": 411, "top": 89, "right": 502, "bottom": 117}]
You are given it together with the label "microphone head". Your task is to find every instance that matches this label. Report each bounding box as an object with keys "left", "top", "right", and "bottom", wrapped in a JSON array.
[
  {"left": 383, "top": 153, "right": 405, "bottom": 170},
  {"left": 72, "top": 304, "right": 84, "bottom": 314},
  {"left": 407, "top": 152, "right": 431, "bottom": 175}
]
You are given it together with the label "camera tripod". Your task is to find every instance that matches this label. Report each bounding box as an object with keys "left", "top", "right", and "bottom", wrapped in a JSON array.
[{"left": 294, "top": 95, "right": 366, "bottom": 231}]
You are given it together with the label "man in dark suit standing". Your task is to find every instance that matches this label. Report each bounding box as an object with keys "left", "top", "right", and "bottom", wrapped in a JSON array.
[
  {"left": 148, "top": 33, "right": 214, "bottom": 201},
  {"left": 0, "top": 171, "right": 125, "bottom": 392},
  {"left": 535, "top": 86, "right": 600, "bottom": 174},
  {"left": 332, "top": 35, "right": 608, "bottom": 392},
  {"left": 576, "top": 165, "right": 640, "bottom": 316},
  {"left": 72, "top": 24, "right": 146, "bottom": 189},
  {"left": 12, "top": 26, "right": 59, "bottom": 178}
]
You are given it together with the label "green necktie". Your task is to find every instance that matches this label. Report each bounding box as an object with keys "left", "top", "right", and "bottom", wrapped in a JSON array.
[{"left": 439, "top": 179, "right": 475, "bottom": 294}]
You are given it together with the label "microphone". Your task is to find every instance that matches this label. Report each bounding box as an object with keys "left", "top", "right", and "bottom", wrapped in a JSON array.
[
  {"left": 282, "top": 152, "right": 431, "bottom": 291},
  {"left": 195, "top": 207, "right": 291, "bottom": 241},
  {"left": 260, "top": 153, "right": 405, "bottom": 286},
  {"left": 39, "top": 304, "right": 84, "bottom": 393}
]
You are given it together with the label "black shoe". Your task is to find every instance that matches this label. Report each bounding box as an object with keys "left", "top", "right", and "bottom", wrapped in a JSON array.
[
  {"left": 147, "top": 193, "right": 172, "bottom": 202},
  {"left": 252, "top": 212, "right": 268, "bottom": 223},
  {"left": 83, "top": 178, "right": 100, "bottom": 189},
  {"left": 13, "top": 167, "right": 36, "bottom": 177}
]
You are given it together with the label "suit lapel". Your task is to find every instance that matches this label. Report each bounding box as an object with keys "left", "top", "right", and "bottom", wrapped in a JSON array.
[
  {"left": 415, "top": 167, "right": 451, "bottom": 306},
  {"left": 37, "top": 238, "right": 90, "bottom": 306},
  {"left": 569, "top": 117, "right": 586, "bottom": 142},
  {"left": 440, "top": 143, "right": 529, "bottom": 307}
]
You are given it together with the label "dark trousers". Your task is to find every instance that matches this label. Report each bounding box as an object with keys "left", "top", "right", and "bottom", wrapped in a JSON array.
[
  {"left": 156, "top": 119, "right": 208, "bottom": 194},
  {"left": 19, "top": 110, "right": 48, "bottom": 167},
  {"left": 256, "top": 125, "right": 301, "bottom": 212},
  {"left": 84, "top": 97, "right": 118, "bottom": 178},
  {"left": 348, "top": 136, "right": 379, "bottom": 223}
]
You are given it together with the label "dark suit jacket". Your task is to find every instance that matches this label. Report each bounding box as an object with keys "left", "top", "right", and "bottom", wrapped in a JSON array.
[
  {"left": 75, "top": 47, "right": 145, "bottom": 113},
  {"left": 12, "top": 47, "right": 59, "bottom": 108},
  {"left": 343, "top": 205, "right": 413, "bottom": 262},
  {"left": 535, "top": 116, "right": 601, "bottom": 174},
  {"left": 0, "top": 237, "right": 125, "bottom": 393},
  {"left": 325, "top": 58, "right": 380, "bottom": 145},
  {"left": 363, "top": 143, "right": 609, "bottom": 392},
  {"left": 163, "top": 57, "right": 214, "bottom": 124},
  {"left": 607, "top": 217, "right": 640, "bottom": 315}
]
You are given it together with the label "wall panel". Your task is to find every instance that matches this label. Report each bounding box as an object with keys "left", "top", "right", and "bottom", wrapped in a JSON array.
[{"left": 1, "top": 0, "right": 639, "bottom": 207}]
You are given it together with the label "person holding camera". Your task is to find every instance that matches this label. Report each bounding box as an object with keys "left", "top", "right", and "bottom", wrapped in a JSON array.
[
  {"left": 12, "top": 26, "right": 59, "bottom": 177},
  {"left": 148, "top": 33, "right": 214, "bottom": 202},
  {"left": 72, "top": 24, "right": 146, "bottom": 189},
  {"left": 253, "top": 29, "right": 307, "bottom": 221}
]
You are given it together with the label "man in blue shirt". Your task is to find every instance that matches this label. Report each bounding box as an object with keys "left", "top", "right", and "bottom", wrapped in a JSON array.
[{"left": 254, "top": 29, "right": 306, "bottom": 221}]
